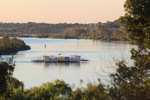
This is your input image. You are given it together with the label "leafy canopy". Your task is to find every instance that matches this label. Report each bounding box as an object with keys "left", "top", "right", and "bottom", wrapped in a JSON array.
[{"left": 110, "top": 0, "right": 150, "bottom": 99}]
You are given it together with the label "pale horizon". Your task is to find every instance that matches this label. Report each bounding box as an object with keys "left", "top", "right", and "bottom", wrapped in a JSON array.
[{"left": 0, "top": 0, "right": 126, "bottom": 23}]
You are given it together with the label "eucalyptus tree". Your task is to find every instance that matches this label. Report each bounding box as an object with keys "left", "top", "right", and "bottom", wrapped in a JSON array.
[
  {"left": 110, "top": 0, "right": 150, "bottom": 99},
  {"left": 0, "top": 62, "right": 14, "bottom": 96}
]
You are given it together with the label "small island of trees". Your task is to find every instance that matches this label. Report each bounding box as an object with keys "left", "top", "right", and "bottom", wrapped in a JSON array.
[{"left": 0, "top": 35, "right": 30, "bottom": 55}]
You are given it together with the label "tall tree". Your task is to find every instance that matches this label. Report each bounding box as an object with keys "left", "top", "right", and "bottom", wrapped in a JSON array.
[
  {"left": 0, "top": 61, "right": 24, "bottom": 99},
  {"left": 0, "top": 62, "right": 14, "bottom": 95},
  {"left": 121, "top": 0, "right": 150, "bottom": 48},
  {"left": 110, "top": 0, "right": 150, "bottom": 99}
]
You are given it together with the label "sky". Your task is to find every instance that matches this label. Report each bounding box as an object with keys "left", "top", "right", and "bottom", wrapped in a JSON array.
[{"left": 0, "top": 0, "right": 126, "bottom": 23}]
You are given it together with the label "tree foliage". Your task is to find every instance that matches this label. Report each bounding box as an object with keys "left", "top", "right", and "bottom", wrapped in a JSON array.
[
  {"left": 70, "top": 81, "right": 110, "bottom": 100},
  {"left": 110, "top": 0, "right": 150, "bottom": 99},
  {"left": 0, "top": 62, "right": 14, "bottom": 95},
  {"left": 0, "top": 21, "right": 128, "bottom": 41},
  {"left": 121, "top": 0, "right": 150, "bottom": 48},
  {"left": 1, "top": 78, "right": 110, "bottom": 100},
  {"left": 0, "top": 62, "right": 24, "bottom": 99}
]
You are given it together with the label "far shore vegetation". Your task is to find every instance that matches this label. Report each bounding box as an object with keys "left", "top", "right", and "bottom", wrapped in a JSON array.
[{"left": 0, "top": 19, "right": 129, "bottom": 41}]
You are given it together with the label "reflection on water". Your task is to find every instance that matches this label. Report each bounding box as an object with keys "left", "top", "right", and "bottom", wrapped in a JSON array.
[
  {"left": 43, "top": 62, "right": 80, "bottom": 67},
  {"left": 32, "top": 61, "right": 89, "bottom": 68},
  {"left": 15, "top": 60, "right": 88, "bottom": 68},
  {"left": 12, "top": 38, "right": 135, "bottom": 89}
]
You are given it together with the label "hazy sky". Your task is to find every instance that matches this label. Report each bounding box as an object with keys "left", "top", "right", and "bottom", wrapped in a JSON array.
[{"left": 0, "top": 0, "right": 126, "bottom": 23}]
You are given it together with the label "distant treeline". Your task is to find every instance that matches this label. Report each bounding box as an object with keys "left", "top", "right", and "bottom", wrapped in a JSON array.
[
  {"left": 0, "top": 35, "right": 30, "bottom": 55},
  {"left": 0, "top": 20, "right": 129, "bottom": 41}
]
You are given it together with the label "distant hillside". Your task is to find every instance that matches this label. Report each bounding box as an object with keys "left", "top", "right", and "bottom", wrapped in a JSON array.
[{"left": 0, "top": 20, "right": 129, "bottom": 41}]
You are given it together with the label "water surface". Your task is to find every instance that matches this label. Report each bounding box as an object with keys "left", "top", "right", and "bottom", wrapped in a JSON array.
[{"left": 12, "top": 38, "right": 134, "bottom": 89}]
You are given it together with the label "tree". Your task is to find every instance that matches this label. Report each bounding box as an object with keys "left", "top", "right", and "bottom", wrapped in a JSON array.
[
  {"left": 110, "top": 0, "right": 150, "bottom": 99},
  {"left": 70, "top": 82, "right": 110, "bottom": 100},
  {"left": 0, "top": 62, "right": 14, "bottom": 95},
  {"left": 22, "top": 80, "right": 72, "bottom": 100},
  {"left": 0, "top": 61, "right": 24, "bottom": 99},
  {"left": 121, "top": 0, "right": 150, "bottom": 48}
]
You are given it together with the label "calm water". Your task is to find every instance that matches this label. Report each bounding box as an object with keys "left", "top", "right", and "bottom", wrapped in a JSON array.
[{"left": 11, "top": 38, "right": 134, "bottom": 89}]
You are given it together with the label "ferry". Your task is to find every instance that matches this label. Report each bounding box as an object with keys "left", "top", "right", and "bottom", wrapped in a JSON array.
[{"left": 32, "top": 55, "right": 88, "bottom": 63}]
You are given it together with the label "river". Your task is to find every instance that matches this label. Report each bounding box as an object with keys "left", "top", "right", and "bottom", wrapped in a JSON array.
[{"left": 11, "top": 38, "right": 134, "bottom": 89}]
